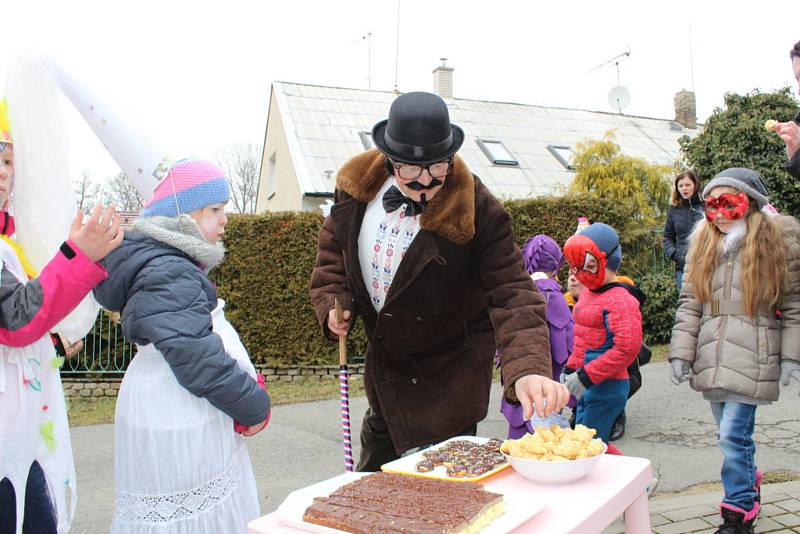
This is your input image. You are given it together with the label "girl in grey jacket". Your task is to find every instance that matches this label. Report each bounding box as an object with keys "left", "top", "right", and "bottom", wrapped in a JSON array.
[
  {"left": 94, "top": 159, "right": 271, "bottom": 534},
  {"left": 669, "top": 168, "right": 800, "bottom": 534}
]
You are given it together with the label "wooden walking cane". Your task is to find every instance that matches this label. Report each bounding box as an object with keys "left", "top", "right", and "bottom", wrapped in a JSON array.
[{"left": 335, "top": 298, "right": 354, "bottom": 471}]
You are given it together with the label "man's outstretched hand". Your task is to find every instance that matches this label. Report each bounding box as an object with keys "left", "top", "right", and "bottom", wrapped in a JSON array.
[{"left": 515, "top": 374, "right": 570, "bottom": 420}]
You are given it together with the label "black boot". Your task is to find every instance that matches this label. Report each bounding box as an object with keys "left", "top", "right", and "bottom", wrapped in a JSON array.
[{"left": 610, "top": 411, "right": 626, "bottom": 441}]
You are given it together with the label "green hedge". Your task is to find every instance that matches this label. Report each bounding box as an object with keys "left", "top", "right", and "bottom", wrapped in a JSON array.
[
  {"left": 638, "top": 267, "right": 679, "bottom": 345},
  {"left": 214, "top": 194, "right": 674, "bottom": 367},
  {"left": 212, "top": 212, "right": 368, "bottom": 367},
  {"left": 504, "top": 193, "right": 663, "bottom": 277}
]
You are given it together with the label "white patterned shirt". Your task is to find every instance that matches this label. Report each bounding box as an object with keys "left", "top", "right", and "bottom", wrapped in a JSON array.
[{"left": 358, "top": 177, "right": 421, "bottom": 311}]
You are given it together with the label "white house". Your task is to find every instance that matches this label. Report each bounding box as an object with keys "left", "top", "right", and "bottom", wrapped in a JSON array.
[{"left": 256, "top": 64, "right": 699, "bottom": 213}]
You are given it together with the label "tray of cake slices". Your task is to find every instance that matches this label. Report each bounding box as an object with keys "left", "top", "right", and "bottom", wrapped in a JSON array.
[
  {"left": 274, "top": 470, "right": 547, "bottom": 534},
  {"left": 380, "top": 436, "right": 511, "bottom": 482}
]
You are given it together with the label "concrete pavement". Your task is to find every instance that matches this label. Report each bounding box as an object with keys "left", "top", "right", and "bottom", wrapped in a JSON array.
[
  {"left": 69, "top": 362, "right": 800, "bottom": 533},
  {"left": 604, "top": 480, "right": 800, "bottom": 533}
]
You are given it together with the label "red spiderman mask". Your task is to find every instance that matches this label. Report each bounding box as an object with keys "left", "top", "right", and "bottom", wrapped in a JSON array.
[
  {"left": 705, "top": 192, "right": 749, "bottom": 222},
  {"left": 563, "top": 234, "right": 607, "bottom": 290}
]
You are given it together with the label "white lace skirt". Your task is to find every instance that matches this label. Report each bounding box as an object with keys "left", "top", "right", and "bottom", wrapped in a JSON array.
[{"left": 111, "top": 345, "right": 260, "bottom": 534}]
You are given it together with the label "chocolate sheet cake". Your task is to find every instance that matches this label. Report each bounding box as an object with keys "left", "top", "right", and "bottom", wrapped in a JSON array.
[{"left": 303, "top": 472, "right": 504, "bottom": 533}]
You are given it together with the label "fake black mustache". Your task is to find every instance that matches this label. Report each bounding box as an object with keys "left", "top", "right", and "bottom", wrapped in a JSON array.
[{"left": 404, "top": 177, "right": 444, "bottom": 191}]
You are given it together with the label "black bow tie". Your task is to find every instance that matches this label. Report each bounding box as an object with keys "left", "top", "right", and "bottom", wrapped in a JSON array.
[{"left": 382, "top": 185, "right": 425, "bottom": 216}]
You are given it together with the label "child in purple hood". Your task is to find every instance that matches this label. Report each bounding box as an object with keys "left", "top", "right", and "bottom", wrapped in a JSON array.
[{"left": 500, "top": 234, "right": 574, "bottom": 439}]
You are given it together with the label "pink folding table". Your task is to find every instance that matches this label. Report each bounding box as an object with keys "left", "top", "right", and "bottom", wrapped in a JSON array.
[{"left": 248, "top": 454, "right": 652, "bottom": 533}]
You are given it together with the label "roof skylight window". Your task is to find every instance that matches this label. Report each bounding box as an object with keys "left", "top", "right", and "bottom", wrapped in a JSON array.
[
  {"left": 359, "top": 131, "right": 375, "bottom": 150},
  {"left": 547, "top": 145, "right": 575, "bottom": 170},
  {"left": 477, "top": 139, "right": 519, "bottom": 166}
]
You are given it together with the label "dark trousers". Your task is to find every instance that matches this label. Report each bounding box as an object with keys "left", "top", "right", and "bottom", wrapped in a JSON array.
[
  {"left": 0, "top": 461, "right": 58, "bottom": 534},
  {"left": 356, "top": 407, "right": 478, "bottom": 472},
  {"left": 576, "top": 379, "right": 629, "bottom": 443}
]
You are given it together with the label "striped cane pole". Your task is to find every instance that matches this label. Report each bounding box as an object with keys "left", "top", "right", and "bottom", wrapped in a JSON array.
[{"left": 335, "top": 299, "right": 354, "bottom": 472}]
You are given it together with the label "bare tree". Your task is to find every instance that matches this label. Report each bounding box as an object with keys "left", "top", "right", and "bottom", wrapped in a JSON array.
[
  {"left": 215, "top": 143, "right": 260, "bottom": 214},
  {"left": 73, "top": 171, "right": 102, "bottom": 212},
  {"left": 103, "top": 172, "right": 143, "bottom": 212}
]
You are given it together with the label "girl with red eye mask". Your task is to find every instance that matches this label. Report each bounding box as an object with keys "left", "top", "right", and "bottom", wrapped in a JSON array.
[
  {"left": 704, "top": 191, "right": 749, "bottom": 222},
  {"left": 670, "top": 167, "right": 800, "bottom": 532},
  {"left": 561, "top": 223, "right": 643, "bottom": 446}
]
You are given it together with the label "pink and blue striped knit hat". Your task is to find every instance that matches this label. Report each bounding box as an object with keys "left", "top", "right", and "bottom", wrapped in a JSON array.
[{"left": 140, "top": 158, "right": 229, "bottom": 218}]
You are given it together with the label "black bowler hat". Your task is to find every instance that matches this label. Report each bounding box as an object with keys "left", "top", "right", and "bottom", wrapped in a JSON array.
[{"left": 372, "top": 91, "right": 464, "bottom": 164}]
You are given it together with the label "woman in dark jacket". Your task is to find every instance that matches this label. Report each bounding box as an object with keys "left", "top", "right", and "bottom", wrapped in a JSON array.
[{"left": 663, "top": 170, "right": 704, "bottom": 291}]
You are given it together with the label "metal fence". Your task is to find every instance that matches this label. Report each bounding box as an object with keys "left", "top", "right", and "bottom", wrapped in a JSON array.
[{"left": 61, "top": 312, "right": 135, "bottom": 377}]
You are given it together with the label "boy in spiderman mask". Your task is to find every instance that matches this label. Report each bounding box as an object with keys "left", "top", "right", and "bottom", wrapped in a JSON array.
[{"left": 560, "top": 223, "right": 643, "bottom": 444}]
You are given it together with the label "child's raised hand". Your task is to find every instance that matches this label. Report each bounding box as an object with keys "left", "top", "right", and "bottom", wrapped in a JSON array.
[{"left": 69, "top": 205, "right": 124, "bottom": 263}]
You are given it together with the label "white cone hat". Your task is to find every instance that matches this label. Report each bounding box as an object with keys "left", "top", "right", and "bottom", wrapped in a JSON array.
[
  {"left": 4, "top": 50, "right": 100, "bottom": 344},
  {"left": 45, "top": 57, "right": 172, "bottom": 201}
]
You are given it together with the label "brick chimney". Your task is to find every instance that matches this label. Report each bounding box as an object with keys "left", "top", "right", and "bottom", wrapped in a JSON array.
[
  {"left": 674, "top": 89, "right": 697, "bottom": 129},
  {"left": 433, "top": 58, "right": 454, "bottom": 100}
]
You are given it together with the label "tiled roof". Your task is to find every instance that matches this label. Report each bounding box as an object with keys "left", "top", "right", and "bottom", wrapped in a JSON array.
[{"left": 273, "top": 81, "right": 698, "bottom": 199}]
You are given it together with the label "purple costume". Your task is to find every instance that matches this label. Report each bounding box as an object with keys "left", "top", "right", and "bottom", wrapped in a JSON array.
[{"left": 499, "top": 235, "right": 574, "bottom": 439}]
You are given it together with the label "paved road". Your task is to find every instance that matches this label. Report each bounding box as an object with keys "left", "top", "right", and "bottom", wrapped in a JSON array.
[{"left": 69, "top": 362, "right": 800, "bottom": 533}]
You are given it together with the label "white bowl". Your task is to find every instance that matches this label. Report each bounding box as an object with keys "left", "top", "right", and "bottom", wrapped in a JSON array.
[{"left": 503, "top": 443, "right": 607, "bottom": 485}]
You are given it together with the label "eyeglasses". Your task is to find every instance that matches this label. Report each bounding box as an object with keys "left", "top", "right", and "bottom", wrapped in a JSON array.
[{"left": 390, "top": 158, "right": 452, "bottom": 181}]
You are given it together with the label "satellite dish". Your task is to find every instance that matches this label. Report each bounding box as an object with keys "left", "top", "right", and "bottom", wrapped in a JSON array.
[{"left": 608, "top": 85, "right": 631, "bottom": 113}]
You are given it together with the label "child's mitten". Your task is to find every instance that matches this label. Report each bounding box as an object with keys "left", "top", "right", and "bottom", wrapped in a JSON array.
[
  {"left": 780, "top": 361, "right": 800, "bottom": 389},
  {"left": 670, "top": 359, "right": 691, "bottom": 385},
  {"left": 563, "top": 372, "right": 586, "bottom": 400}
]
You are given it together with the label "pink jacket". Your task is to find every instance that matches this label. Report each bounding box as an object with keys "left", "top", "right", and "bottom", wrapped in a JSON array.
[{"left": 0, "top": 238, "right": 107, "bottom": 346}]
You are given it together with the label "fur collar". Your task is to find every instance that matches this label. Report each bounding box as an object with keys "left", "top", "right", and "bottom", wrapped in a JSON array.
[
  {"left": 719, "top": 219, "right": 747, "bottom": 257},
  {"left": 133, "top": 215, "right": 225, "bottom": 271},
  {"left": 337, "top": 149, "right": 476, "bottom": 244}
]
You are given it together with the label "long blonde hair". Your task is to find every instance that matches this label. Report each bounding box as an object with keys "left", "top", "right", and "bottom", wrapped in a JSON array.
[{"left": 688, "top": 206, "right": 786, "bottom": 317}]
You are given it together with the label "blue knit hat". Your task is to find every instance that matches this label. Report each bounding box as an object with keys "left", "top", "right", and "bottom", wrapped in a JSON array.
[
  {"left": 139, "top": 159, "right": 230, "bottom": 218},
  {"left": 578, "top": 223, "right": 622, "bottom": 272}
]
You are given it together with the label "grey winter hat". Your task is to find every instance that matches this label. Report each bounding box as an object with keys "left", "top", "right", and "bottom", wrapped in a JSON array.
[{"left": 702, "top": 167, "right": 769, "bottom": 209}]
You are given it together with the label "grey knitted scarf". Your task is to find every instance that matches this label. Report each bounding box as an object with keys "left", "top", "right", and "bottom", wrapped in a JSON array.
[{"left": 133, "top": 215, "right": 225, "bottom": 272}]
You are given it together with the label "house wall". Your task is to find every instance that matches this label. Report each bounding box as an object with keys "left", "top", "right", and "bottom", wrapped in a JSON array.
[
  {"left": 255, "top": 89, "right": 304, "bottom": 213},
  {"left": 301, "top": 196, "right": 331, "bottom": 212}
]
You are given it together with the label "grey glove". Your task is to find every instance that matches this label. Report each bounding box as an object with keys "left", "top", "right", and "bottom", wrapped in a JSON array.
[
  {"left": 781, "top": 361, "right": 800, "bottom": 389},
  {"left": 563, "top": 372, "right": 586, "bottom": 400},
  {"left": 670, "top": 359, "right": 691, "bottom": 385}
]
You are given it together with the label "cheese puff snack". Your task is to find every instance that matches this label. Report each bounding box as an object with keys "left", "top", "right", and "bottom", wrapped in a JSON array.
[{"left": 500, "top": 424, "right": 605, "bottom": 461}]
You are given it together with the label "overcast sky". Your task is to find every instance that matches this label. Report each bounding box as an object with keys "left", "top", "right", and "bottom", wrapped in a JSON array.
[{"left": 4, "top": 0, "right": 799, "bottom": 184}]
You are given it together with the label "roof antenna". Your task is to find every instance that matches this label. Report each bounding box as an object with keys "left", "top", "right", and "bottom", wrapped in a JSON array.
[
  {"left": 394, "top": 0, "right": 401, "bottom": 92},
  {"left": 366, "top": 31, "right": 372, "bottom": 89},
  {"left": 587, "top": 47, "right": 632, "bottom": 114},
  {"left": 688, "top": 22, "right": 695, "bottom": 92},
  {"left": 345, "top": 31, "right": 373, "bottom": 88}
]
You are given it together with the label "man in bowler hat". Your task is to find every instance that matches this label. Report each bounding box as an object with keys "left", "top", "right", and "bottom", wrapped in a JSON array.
[{"left": 310, "top": 91, "right": 569, "bottom": 470}]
